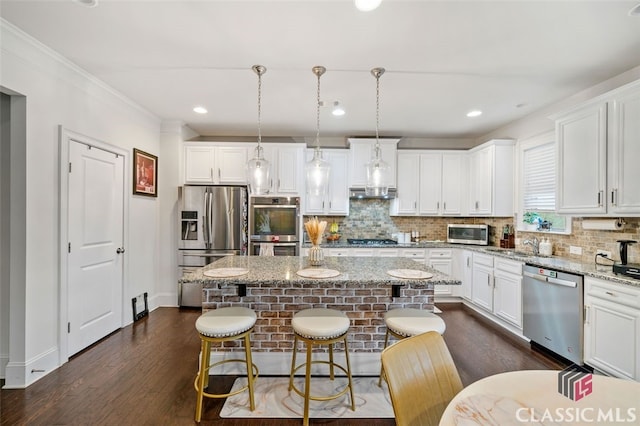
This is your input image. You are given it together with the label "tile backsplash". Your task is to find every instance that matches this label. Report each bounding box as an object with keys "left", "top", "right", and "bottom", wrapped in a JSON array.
[{"left": 305, "top": 199, "right": 640, "bottom": 264}]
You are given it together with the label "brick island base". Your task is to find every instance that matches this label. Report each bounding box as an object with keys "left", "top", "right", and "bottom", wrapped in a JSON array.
[{"left": 203, "top": 281, "right": 435, "bottom": 376}]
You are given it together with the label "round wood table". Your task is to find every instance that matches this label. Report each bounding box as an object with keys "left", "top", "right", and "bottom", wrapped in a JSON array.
[{"left": 440, "top": 370, "right": 640, "bottom": 425}]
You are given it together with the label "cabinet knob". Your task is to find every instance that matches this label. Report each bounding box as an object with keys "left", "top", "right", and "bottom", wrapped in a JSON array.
[{"left": 116, "top": 247, "right": 125, "bottom": 254}]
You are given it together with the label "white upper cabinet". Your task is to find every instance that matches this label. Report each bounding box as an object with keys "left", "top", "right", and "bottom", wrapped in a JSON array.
[
  {"left": 347, "top": 138, "right": 399, "bottom": 188},
  {"left": 392, "top": 153, "right": 420, "bottom": 214},
  {"left": 555, "top": 103, "right": 608, "bottom": 214},
  {"left": 441, "top": 153, "right": 466, "bottom": 215},
  {"left": 303, "top": 149, "right": 350, "bottom": 216},
  {"left": 184, "top": 143, "right": 248, "bottom": 184},
  {"left": 418, "top": 153, "right": 443, "bottom": 215},
  {"left": 261, "top": 144, "right": 305, "bottom": 195},
  {"left": 392, "top": 151, "right": 467, "bottom": 216},
  {"left": 608, "top": 84, "right": 640, "bottom": 214},
  {"left": 555, "top": 80, "right": 640, "bottom": 215},
  {"left": 468, "top": 139, "right": 515, "bottom": 216}
]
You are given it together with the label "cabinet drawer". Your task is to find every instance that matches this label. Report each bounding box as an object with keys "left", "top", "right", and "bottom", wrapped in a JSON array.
[
  {"left": 429, "top": 249, "right": 452, "bottom": 259},
  {"left": 327, "top": 248, "right": 350, "bottom": 257},
  {"left": 585, "top": 277, "right": 640, "bottom": 309},
  {"left": 352, "top": 248, "right": 375, "bottom": 257},
  {"left": 473, "top": 252, "right": 494, "bottom": 267},
  {"left": 378, "top": 248, "right": 400, "bottom": 257},
  {"left": 495, "top": 258, "right": 523, "bottom": 275},
  {"left": 401, "top": 249, "right": 427, "bottom": 258}
]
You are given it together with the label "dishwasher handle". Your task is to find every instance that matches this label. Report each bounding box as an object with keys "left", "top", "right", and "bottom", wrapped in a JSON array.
[
  {"left": 523, "top": 271, "right": 548, "bottom": 282},
  {"left": 524, "top": 271, "right": 577, "bottom": 288},
  {"left": 547, "top": 277, "right": 577, "bottom": 288}
]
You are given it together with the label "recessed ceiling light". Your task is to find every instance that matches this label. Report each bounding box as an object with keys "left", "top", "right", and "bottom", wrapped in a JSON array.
[
  {"left": 193, "top": 106, "right": 208, "bottom": 114},
  {"left": 629, "top": 3, "right": 640, "bottom": 16},
  {"left": 466, "top": 110, "right": 482, "bottom": 118},
  {"left": 332, "top": 101, "right": 345, "bottom": 116},
  {"left": 72, "top": 0, "right": 98, "bottom": 7},
  {"left": 354, "top": 0, "right": 382, "bottom": 12}
]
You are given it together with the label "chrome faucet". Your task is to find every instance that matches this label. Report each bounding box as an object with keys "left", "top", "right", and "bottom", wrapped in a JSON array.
[{"left": 523, "top": 237, "right": 540, "bottom": 255}]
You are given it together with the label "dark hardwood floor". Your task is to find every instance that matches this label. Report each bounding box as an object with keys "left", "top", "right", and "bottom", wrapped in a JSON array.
[{"left": 1, "top": 304, "right": 565, "bottom": 425}]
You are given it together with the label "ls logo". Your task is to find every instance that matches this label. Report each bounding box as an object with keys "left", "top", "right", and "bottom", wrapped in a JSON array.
[{"left": 558, "top": 365, "right": 593, "bottom": 401}]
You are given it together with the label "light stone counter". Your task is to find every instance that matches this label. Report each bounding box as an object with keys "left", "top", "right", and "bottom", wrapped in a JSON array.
[
  {"left": 181, "top": 255, "right": 459, "bottom": 287},
  {"left": 302, "top": 242, "right": 640, "bottom": 288}
]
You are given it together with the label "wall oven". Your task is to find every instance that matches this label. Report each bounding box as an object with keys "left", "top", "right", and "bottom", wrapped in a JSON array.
[{"left": 248, "top": 196, "right": 300, "bottom": 256}]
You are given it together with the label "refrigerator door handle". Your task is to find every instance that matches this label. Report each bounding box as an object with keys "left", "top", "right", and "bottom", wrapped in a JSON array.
[{"left": 203, "top": 188, "right": 211, "bottom": 248}]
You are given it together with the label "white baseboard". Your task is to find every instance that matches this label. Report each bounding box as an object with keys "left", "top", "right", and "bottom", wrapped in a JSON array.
[
  {"left": 3, "top": 345, "right": 59, "bottom": 389},
  {"left": 0, "top": 353, "right": 8, "bottom": 380},
  {"left": 206, "top": 351, "right": 381, "bottom": 377},
  {"left": 149, "top": 292, "right": 178, "bottom": 309}
]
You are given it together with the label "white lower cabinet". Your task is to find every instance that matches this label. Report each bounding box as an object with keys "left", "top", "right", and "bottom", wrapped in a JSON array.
[
  {"left": 460, "top": 250, "right": 473, "bottom": 300},
  {"left": 470, "top": 252, "right": 523, "bottom": 329},
  {"left": 400, "top": 248, "right": 427, "bottom": 264},
  {"left": 326, "top": 248, "right": 350, "bottom": 257},
  {"left": 493, "top": 258, "right": 523, "bottom": 328},
  {"left": 471, "top": 253, "right": 494, "bottom": 311},
  {"left": 584, "top": 277, "right": 640, "bottom": 380},
  {"left": 429, "top": 249, "right": 453, "bottom": 297},
  {"left": 352, "top": 248, "right": 375, "bottom": 257}
]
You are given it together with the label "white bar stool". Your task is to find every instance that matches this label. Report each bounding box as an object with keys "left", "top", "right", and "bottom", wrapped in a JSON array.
[
  {"left": 194, "top": 307, "right": 259, "bottom": 422},
  {"left": 288, "top": 308, "right": 355, "bottom": 426},
  {"left": 378, "top": 307, "right": 446, "bottom": 386}
]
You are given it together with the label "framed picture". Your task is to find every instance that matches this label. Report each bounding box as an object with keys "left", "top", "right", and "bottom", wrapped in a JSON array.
[{"left": 133, "top": 148, "right": 158, "bottom": 197}]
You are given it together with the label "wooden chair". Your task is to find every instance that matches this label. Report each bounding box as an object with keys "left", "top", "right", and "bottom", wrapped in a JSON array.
[{"left": 381, "top": 331, "right": 463, "bottom": 426}]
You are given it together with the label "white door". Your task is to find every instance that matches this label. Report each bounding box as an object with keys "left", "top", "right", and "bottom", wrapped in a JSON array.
[{"left": 67, "top": 141, "right": 124, "bottom": 356}]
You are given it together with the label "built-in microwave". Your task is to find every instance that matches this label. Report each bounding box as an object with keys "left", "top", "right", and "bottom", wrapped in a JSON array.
[{"left": 447, "top": 224, "right": 490, "bottom": 245}]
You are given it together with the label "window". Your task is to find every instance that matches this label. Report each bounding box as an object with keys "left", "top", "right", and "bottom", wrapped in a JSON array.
[{"left": 518, "top": 132, "right": 571, "bottom": 234}]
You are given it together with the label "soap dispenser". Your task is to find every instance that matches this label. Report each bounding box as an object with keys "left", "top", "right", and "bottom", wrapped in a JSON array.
[{"left": 540, "top": 238, "right": 552, "bottom": 256}]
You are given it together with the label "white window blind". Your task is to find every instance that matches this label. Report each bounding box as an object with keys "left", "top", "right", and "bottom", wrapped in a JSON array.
[{"left": 523, "top": 141, "right": 555, "bottom": 211}]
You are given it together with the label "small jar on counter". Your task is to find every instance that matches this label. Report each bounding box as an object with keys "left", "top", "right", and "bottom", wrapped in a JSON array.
[{"left": 539, "top": 238, "right": 553, "bottom": 256}]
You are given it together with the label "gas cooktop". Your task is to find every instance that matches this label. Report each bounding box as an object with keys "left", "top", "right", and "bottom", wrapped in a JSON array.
[{"left": 347, "top": 238, "right": 398, "bottom": 245}]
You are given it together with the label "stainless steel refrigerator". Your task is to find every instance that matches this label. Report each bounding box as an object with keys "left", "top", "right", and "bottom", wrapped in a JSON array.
[{"left": 178, "top": 185, "right": 247, "bottom": 307}]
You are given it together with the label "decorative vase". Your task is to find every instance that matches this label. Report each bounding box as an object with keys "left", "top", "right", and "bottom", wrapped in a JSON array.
[{"left": 308, "top": 244, "right": 324, "bottom": 266}]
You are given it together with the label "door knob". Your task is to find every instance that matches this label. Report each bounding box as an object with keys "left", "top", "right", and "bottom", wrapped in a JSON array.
[{"left": 116, "top": 247, "right": 125, "bottom": 254}]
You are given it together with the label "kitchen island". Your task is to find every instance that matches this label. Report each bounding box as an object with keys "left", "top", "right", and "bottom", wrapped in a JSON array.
[{"left": 181, "top": 255, "right": 460, "bottom": 375}]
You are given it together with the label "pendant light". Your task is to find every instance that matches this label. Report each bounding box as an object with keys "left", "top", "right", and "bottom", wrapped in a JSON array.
[
  {"left": 365, "top": 67, "right": 390, "bottom": 196},
  {"left": 246, "top": 65, "right": 271, "bottom": 195},
  {"left": 305, "top": 66, "right": 331, "bottom": 197}
]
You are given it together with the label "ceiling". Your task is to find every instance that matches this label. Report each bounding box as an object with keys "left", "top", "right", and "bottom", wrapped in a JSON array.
[{"left": 2, "top": 0, "right": 640, "bottom": 143}]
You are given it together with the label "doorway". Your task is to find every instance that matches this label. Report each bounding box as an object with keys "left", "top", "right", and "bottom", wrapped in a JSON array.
[
  {"left": 0, "top": 90, "right": 27, "bottom": 383},
  {"left": 59, "top": 128, "right": 127, "bottom": 358}
]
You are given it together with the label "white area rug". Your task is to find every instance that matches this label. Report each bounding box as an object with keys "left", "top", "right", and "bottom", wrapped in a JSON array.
[{"left": 220, "top": 376, "right": 395, "bottom": 419}]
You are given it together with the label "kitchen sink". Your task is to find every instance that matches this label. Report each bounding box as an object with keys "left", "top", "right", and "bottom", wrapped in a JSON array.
[{"left": 484, "top": 248, "right": 533, "bottom": 257}]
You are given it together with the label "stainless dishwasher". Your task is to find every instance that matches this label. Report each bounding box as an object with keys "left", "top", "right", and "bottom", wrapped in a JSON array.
[{"left": 523, "top": 264, "right": 584, "bottom": 365}]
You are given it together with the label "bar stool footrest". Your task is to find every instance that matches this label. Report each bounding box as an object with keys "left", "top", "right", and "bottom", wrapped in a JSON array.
[
  {"left": 194, "top": 358, "right": 259, "bottom": 399},
  {"left": 289, "top": 360, "right": 351, "bottom": 402}
]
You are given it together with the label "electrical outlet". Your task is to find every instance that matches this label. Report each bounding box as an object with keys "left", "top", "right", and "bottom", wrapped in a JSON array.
[
  {"left": 570, "top": 246, "right": 583, "bottom": 255},
  {"left": 596, "top": 249, "right": 612, "bottom": 259}
]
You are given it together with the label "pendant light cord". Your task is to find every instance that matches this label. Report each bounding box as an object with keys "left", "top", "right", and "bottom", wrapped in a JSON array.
[
  {"left": 252, "top": 65, "right": 266, "bottom": 148},
  {"left": 371, "top": 67, "right": 385, "bottom": 156},
  {"left": 257, "top": 68, "right": 262, "bottom": 147},
  {"left": 375, "top": 71, "right": 380, "bottom": 146},
  {"left": 316, "top": 70, "right": 321, "bottom": 148}
]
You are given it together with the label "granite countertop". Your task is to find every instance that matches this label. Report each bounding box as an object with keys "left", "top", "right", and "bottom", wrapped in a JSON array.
[
  {"left": 181, "top": 255, "right": 459, "bottom": 286},
  {"left": 302, "top": 241, "right": 640, "bottom": 288}
]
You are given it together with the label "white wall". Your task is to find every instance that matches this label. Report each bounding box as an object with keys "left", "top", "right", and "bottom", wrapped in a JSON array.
[
  {"left": 0, "top": 20, "right": 162, "bottom": 388},
  {"left": 477, "top": 65, "right": 640, "bottom": 143},
  {"left": 155, "top": 121, "right": 198, "bottom": 307},
  {"left": 0, "top": 93, "right": 10, "bottom": 378}
]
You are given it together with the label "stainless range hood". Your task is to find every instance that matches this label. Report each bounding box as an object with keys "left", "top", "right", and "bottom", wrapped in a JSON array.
[{"left": 349, "top": 188, "right": 397, "bottom": 199}]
